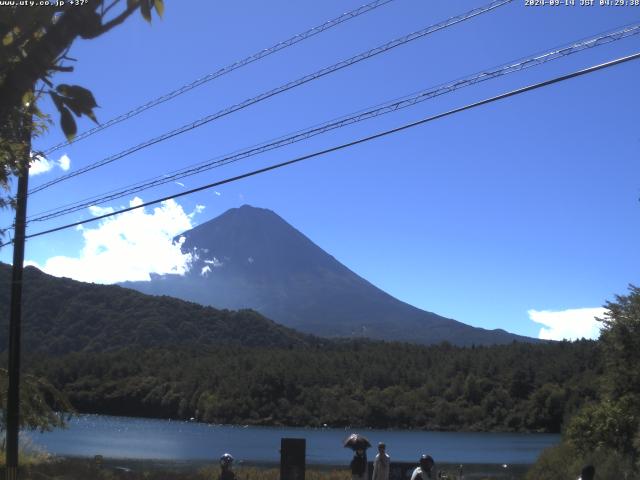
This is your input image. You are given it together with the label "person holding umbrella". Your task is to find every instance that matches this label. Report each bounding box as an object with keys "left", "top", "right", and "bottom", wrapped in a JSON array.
[{"left": 344, "top": 433, "right": 371, "bottom": 480}]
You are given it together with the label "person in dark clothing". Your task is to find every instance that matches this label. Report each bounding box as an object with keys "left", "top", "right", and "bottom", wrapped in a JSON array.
[
  {"left": 579, "top": 464, "right": 595, "bottom": 480},
  {"left": 350, "top": 448, "right": 368, "bottom": 480},
  {"left": 219, "top": 453, "right": 235, "bottom": 480}
]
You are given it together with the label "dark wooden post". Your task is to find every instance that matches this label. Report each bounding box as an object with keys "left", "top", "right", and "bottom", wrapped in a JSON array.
[
  {"left": 5, "top": 113, "right": 31, "bottom": 480},
  {"left": 280, "top": 438, "right": 305, "bottom": 480}
]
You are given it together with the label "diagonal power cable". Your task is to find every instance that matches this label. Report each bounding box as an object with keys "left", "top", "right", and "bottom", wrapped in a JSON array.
[
  {"left": 29, "top": 0, "right": 513, "bottom": 195},
  {"left": 41, "top": 0, "right": 399, "bottom": 156},
  {"left": 4, "top": 50, "right": 636, "bottom": 248},
  {"left": 25, "top": 22, "right": 640, "bottom": 224}
]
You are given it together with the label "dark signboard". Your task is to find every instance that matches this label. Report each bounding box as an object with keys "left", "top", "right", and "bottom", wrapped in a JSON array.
[{"left": 281, "top": 438, "right": 306, "bottom": 480}]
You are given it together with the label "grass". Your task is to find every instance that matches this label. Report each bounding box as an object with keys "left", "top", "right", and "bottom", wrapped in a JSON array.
[
  {"left": 1, "top": 455, "right": 528, "bottom": 479},
  {"left": 2, "top": 460, "right": 352, "bottom": 480}
]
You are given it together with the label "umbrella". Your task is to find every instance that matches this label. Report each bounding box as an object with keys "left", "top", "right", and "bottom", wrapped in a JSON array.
[{"left": 343, "top": 433, "right": 371, "bottom": 450}]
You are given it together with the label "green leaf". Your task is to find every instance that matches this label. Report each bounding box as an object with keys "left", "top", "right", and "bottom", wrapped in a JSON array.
[
  {"left": 62, "top": 97, "right": 84, "bottom": 117},
  {"left": 49, "top": 91, "right": 65, "bottom": 112},
  {"left": 56, "top": 84, "right": 98, "bottom": 109},
  {"left": 154, "top": 0, "right": 164, "bottom": 18},
  {"left": 86, "top": 110, "right": 98, "bottom": 124},
  {"left": 62, "top": 98, "right": 98, "bottom": 124},
  {"left": 22, "top": 90, "right": 35, "bottom": 107},
  {"left": 33, "top": 105, "right": 49, "bottom": 121},
  {"left": 78, "top": 10, "right": 102, "bottom": 39},
  {"left": 1, "top": 26, "right": 21, "bottom": 46},
  {"left": 140, "top": 0, "right": 152, "bottom": 22},
  {"left": 2, "top": 31, "right": 13, "bottom": 46},
  {"left": 53, "top": 84, "right": 99, "bottom": 125},
  {"left": 60, "top": 107, "right": 77, "bottom": 141}
]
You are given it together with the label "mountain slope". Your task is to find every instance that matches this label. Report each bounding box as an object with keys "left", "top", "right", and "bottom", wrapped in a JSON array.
[
  {"left": 0, "top": 262, "right": 314, "bottom": 354},
  {"left": 123, "top": 205, "right": 536, "bottom": 346}
]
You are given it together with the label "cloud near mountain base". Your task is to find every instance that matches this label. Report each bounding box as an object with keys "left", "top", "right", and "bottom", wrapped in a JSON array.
[
  {"left": 27, "top": 197, "right": 202, "bottom": 284},
  {"left": 529, "top": 307, "right": 607, "bottom": 341}
]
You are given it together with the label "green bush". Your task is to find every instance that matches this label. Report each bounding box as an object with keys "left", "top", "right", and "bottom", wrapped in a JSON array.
[{"left": 527, "top": 443, "right": 636, "bottom": 480}]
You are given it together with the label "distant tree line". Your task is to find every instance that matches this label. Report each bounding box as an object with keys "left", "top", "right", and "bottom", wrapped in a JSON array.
[
  {"left": 6, "top": 262, "right": 604, "bottom": 434},
  {"left": 23, "top": 339, "right": 602, "bottom": 434}
]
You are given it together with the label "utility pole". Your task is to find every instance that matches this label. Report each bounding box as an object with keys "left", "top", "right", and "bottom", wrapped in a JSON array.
[{"left": 5, "top": 112, "right": 31, "bottom": 480}]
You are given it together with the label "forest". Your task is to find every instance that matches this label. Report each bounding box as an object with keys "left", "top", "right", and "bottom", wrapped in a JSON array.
[
  {"left": 0, "top": 263, "right": 315, "bottom": 353},
  {"left": 3, "top": 262, "right": 606, "bottom": 434},
  {"left": 25, "top": 339, "right": 602, "bottom": 434},
  {"left": 2, "top": 264, "right": 639, "bottom": 477}
]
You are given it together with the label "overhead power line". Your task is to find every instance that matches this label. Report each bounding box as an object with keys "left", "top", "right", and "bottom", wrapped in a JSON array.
[
  {"left": 29, "top": 0, "right": 513, "bottom": 195},
  {"left": 40, "top": 0, "right": 398, "bottom": 156},
  {"left": 25, "top": 22, "right": 640, "bottom": 224},
  {"left": 5, "top": 50, "right": 637, "bottom": 247}
]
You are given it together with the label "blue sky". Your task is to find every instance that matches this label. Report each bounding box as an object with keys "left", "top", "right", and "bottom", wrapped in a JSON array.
[{"left": 1, "top": 0, "right": 639, "bottom": 340}]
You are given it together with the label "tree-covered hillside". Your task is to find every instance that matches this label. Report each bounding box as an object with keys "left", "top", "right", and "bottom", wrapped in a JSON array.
[
  {"left": 0, "top": 263, "right": 314, "bottom": 352},
  {"left": 0, "top": 262, "right": 607, "bottom": 434},
  {"left": 27, "top": 339, "right": 602, "bottom": 433}
]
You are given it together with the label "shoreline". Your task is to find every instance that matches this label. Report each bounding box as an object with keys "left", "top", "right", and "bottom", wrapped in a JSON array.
[
  {"left": 65, "top": 411, "right": 559, "bottom": 435},
  {"left": 49, "top": 455, "right": 532, "bottom": 478},
  {"left": 26, "top": 415, "right": 555, "bottom": 474}
]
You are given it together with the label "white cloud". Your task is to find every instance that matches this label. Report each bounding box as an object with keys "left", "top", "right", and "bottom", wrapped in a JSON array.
[
  {"left": 28, "top": 197, "right": 203, "bottom": 284},
  {"left": 88, "top": 205, "right": 115, "bottom": 217},
  {"left": 58, "top": 154, "right": 71, "bottom": 171},
  {"left": 188, "top": 204, "right": 205, "bottom": 219},
  {"left": 29, "top": 153, "right": 71, "bottom": 176},
  {"left": 175, "top": 181, "right": 185, "bottom": 187},
  {"left": 204, "top": 257, "right": 223, "bottom": 268},
  {"left": 29, "top": 154, "right": 55, "bottom": 175},
  {"left": 201, "top": 265, "right": 211, "bottom": 277},
  {"left": 529, "top": 307, "right": 607, "bottom": 341},
  {"left": 214, "top": 191, "right": 222, "bottom": 196}
]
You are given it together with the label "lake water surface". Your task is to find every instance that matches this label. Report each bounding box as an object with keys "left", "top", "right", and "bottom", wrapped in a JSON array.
[{"left": 26, "top": 414, "right": 559, "bottom": 465}]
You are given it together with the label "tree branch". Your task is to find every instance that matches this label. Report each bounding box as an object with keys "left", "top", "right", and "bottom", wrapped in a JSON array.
[
  {"left": 102, "top": 0, "right": 122, "bottom": 17},
  {"left": 0, "top": 6, "right": 97, "bottom": 115},
  {"left": 0, "top": 1, "right": 139, "bottom": 120},
  {"left": 84, "top": 1, "right": 139, "bottom": 39}
]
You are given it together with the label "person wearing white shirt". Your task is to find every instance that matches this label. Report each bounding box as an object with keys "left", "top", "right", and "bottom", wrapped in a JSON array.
[
  {"left": 372, "top": 443, "right": 390, "bottom": 480},
  {"left": 410, "top": 454, "right": 434, "bottom": 480}
]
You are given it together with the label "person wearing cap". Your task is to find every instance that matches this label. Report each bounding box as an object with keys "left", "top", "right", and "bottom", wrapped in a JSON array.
[
  {"left": 219, "top": 453, "right": 235, "bottom": 480},
  {"left": 578, "top": 464, "right": 595, "bottom": 480},
  {"left": 372, "top": 442, "right": 390, "bottom": 480},
  {"left": 410, "top": 454, "right": 434, "bottom": 480}
]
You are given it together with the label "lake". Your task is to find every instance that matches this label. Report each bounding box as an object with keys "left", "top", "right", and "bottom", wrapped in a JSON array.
[{"left": 25, "top": 414, "right": 559, "bottom": 465}]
